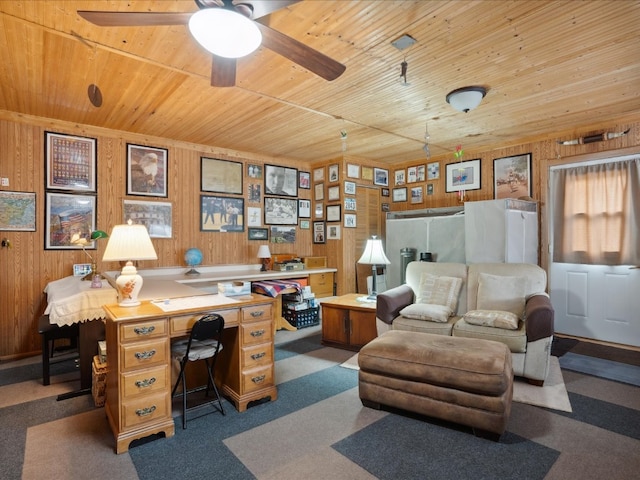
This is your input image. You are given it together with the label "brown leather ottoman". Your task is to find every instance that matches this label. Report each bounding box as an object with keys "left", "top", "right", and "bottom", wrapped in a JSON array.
[{"left": 358, "top": 330, "right": 513, "bottom": 440}]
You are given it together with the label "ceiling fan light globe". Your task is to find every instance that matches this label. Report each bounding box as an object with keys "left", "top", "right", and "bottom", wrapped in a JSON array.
[
  {"left": 188, "top": 8, "right": 262, "bottom": 58},
  {"left": 446, "top": 86, "right": 486, "bottom": 113}
]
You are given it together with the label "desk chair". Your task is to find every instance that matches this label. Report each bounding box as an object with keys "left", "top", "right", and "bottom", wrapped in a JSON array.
[
  {"left": 37, "top": 315, "right": 80, "bottom": 386},
  {"left": 171, "top": 314, "right": 225, "bottom": 429}
]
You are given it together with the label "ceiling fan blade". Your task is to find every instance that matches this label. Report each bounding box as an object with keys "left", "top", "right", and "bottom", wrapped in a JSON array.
[
  {"left": 211, "top": 55, "right": 237, "bottom": 87},
  {"left": 257, "top": 23, "right": 345, "bottom": 81},
  {"left": 244, "top": 1, "right": 301, "bottom": 20},
  {"left": 77, "top": 11, "right": 192, "bottom": 27}
]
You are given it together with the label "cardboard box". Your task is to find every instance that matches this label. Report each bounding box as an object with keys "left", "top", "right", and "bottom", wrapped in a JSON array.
[{"left": 218, "top": 281, "right": 251, "bottom": 296}]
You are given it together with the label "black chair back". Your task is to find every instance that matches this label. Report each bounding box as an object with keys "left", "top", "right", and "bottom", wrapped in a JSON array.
[{"left": 189, "top": 313, "right": 224, "bottom": 345}]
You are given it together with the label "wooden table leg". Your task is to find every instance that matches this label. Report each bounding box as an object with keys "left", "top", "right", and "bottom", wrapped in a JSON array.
[{"left": 274, "top": 294, "right": 297, "bottom": 333}]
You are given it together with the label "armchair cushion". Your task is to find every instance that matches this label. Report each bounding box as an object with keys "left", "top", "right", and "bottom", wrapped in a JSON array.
[
  {"left": 416, "top": 273, "right": 462, "bottom": 312},
  {"left": 400, "top": 303, "right": 452, "bottom": 323},
  {"left": 476, "top": 273, "right": 526, "bottom": 318},
  {"left": 376, "top": 284, "right": 414, "bottom": 325},
  {"left": 463, "top": 309, "right": 520, "bottom": 330}
]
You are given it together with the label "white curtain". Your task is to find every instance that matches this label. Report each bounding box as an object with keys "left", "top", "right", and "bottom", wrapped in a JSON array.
[{"left": 551, "top": 157, "right": 640, "bottom": 265}]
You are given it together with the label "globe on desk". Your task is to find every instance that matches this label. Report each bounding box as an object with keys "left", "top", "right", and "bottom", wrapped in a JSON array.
[{"left": 184, "top": 248, "right": 203, "bottom": 276}]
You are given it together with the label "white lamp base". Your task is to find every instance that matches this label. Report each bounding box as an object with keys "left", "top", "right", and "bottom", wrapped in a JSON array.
[{"left": 115, "top": 262, "right": 143, "bottom": 307}]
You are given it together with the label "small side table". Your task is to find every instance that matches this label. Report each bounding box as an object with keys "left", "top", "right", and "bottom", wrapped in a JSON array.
[{"left": 321, "top": 293, "right": 378, "bottom": 351}]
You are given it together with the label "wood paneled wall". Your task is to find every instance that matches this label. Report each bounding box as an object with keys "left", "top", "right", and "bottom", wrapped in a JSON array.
[{"left": 1, "top": 110, "right": 638, "bottom": 359}]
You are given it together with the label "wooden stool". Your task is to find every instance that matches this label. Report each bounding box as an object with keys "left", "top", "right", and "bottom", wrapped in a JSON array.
[{"left": 37, "top": 315, "right": 80, "bottom": 386}]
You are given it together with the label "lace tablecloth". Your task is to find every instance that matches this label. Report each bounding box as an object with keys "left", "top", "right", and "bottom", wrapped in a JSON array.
[{"left": 44, "top": 275, "right": 117, "bottom": 326}]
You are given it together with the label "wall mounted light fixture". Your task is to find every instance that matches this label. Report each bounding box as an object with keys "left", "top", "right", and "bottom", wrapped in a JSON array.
[{"left": 446, "top": 86, "right": 487, "bottom": 113}]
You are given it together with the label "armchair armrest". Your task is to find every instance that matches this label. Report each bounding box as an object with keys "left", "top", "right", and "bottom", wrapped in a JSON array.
[
  {"left": 525, "top": 294, "right": 554, "bottom": 342},
  {"left": 376, "top": 285, "right": 414, "bottom": 325}
]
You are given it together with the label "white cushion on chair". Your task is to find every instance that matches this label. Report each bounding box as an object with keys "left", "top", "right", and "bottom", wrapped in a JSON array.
[
  {"left": 400, "top": 303, "right": 452, "bottom": 323},
  {"left": 172, "top": 339, "right": 222, "bottom": 361},
  {"left": 416, "top": 273, "right": 462, "bottom": 312},
  {"left": 477, "top": 273, "right": 526, "bottom": 318}
]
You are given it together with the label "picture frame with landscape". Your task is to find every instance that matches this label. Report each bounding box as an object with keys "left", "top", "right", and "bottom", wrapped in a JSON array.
[{"left": 201, "top": 157, "right": 243, "bottom": 195}]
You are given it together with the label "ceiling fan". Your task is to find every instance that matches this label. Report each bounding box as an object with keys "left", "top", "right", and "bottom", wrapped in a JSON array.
[{"left": 78, "top": 0, "right": 346, "bottom": 87}]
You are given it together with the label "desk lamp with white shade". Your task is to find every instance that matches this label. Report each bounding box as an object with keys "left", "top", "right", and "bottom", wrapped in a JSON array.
[
  {"left": 102, "top": 219, "right": 158, "bottom": 307},
  {"left": 357, "top": 235, "right": 391, "bottom": 302},
  {"left": 257, "top": 244, "right": 271, "bottom": 271}
]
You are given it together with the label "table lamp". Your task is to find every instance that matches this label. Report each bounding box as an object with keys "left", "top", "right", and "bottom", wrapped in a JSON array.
[
  {"left": 70, "top": 230, "right": 109, "bottom": 281},
  {"left": 102, "top": 220, "right": 158, "bottom": 307},
  {"left": 357, "top": 235, "right": 391, "bottom": 302},
  {"left": 257, "top": 245, "right": 271, "bottom": 271}
]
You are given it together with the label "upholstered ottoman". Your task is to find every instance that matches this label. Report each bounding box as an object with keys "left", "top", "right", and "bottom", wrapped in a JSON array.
[{"left": 358, "top": 330, "right": 513, "bottom": 440}]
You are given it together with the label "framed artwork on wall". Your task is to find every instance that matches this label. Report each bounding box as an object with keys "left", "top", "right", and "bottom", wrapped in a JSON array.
[
  {"left": 123, "top": 199, "right": 173, "bottom": 238},
  {"left": 392, "top": 187, "right": 407, "bottom": 202},
  {"left": 493, "top": 153, "right": 532, "bottom": 199},
  {"left": 313, "top": 221, "right": 325, "bottom": 244},
  {"left": 201, "top": 157, "right": 243, "bottom": 195},
  {"left": 326, "top": 204, "right": 341, "bottom": 222},
  {"left": 298, "top": 199, "right": 311, "bottom": 218},
  {"left": 248, "top": 227, "right": 268, "bottom": 240},
  {"left": 344, "top": 197, "right": 356, "bottom": 211},
  {"left": 394, "top": 169, "right": 406, "bottom": 186},
  {"left": 344, "top": 213, "right": 356, "bottom": 228},
  {"left": 327, "top": 224, "right": 341, "bottom": 240},
  {"left": 374, "top": 168, "right": 389, "bottom": 186},
  {"left": 45, "top": 192, "right": 96, "bottom": 249},
  {"left": 327, "top": 185, "right": 340, "bottom": 201},
  {"left": 314, "top": 183, "right": 325, "bottom": 201},
  {"left": 344, "top": 181, "right": 356, "bottom": 195},
  {"left": 315, "top": 202, "right": 324, "bottom": 218},
  {"left": 126, "top": 144, "right": 168, "bottom": 197},
  {"left": 247, "top": 207, "right": 262, "bottom": 226},
  {"left": 446, "top": 159, "right": 481, "bottom": 193},
  {"left": 300, "top": 220, "right": 310, "bottom": 229},
  {"left": 264, "top": 197, "right": 298, "bottom": 225},
  {"left": 328, "top": 164, "right": 339, "bottom": 183},
  {"left": 299, "top": 171, "right": 311, "bottom": 189},
  {"left": 248, "top": 164, "right": 262, "bottom": 179},
  {"left": 410, "top": 186, "right": 423, "bottom": 204},
  {"left": 200, "top": 195, "right": 244, "bottom": 232},
  {"left": 45, "top": 131, "right": 96, "bottom": 192},
  {"left": 347, "top": 164, "right": 360, "bottom": 178},
  {"left": 313, "top": 167, "right": 325, "bottom": 182},
  {"left": 361, "top": 166, "right": 373, "bottom": 181},
  {"left": 264, "top": 164, "right": 298, "bottom": 197},
  {"left": 270, "top": 226, "right": 296, "bottom": 244},
  {"left": 427, "top": 161, "right": 440, "bottom": 180},
  {"left": 0, "top": 191, "right": 36, "bottom": 231}
]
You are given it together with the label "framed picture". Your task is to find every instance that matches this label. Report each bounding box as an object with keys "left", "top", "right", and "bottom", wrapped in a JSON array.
[
  {"left": 328, "top": 185, "right": 340, "bottom": 201},
  {"left": 0, "top": 191, "right": 36, "bottom": 231},
  {"left": 270, "top": 226, "right": 296, "bottom": 244},
  {"left": 417, "top": 165, "right": 426, "bottom": 182},
  {"left": 381, "top": 188, "right": 390, "bottom": 197},
  {"left": 45, "top": 192, "right": 96, "bottom": 249},
  {"left": 201, "top": 157, "right": 243, "bottom": 195},
  {"left": 362, "top": 166, "right": 373, "bottom": 181},
  {"left": 347, "top": 164, "right": 360, "bottom": 179},
  {"left": 326, "top": 204, "right": 341, "bottom": 222},
  {"left": 374, "top": 168, "right": 389, "bottom": 186},
  {"left": 328, "top": 164, "right": 339, "bottom": 183},
  {"left": 264, "top": 164, "right": 298, "bottom": 197},
  {"left": 394, "top": 169, "right": 406, "bottom": 186},
  {"left": 126, "top": 144, "right": 168, "bottom": 197},
  {"left": 410, "top": 186, "right": 423, "bottom": 204},
  {"left": 248, "top": 227, "right": 268, "bottom": 240},
  {"left": 313, "top": 167, "right": 325, "bottom": 182},
  {"left": 392, "top": 187, "right": 407, "bottom": 202},
  {"left": 300, "top": 220, "right": 310, "bottom": 229},
  {"left": 327, "top": 224, "right": 341, "bottom": 240},
  {"left": 45, "top": 131, "right": 96, "bottom": 192},
  {"left": 315, "top": 202, "right": 324, "bottom": 218},
  {"left": 247, "top": 206, "right": 262, "bottom": 226},
  {"left": 299, "top": 171, "right": 311, "bottom": 189},
  {"left": 427, "top": 183, "right": 434, "bottom": 195},
  {"left": 264, "top": 197, "right": 298, "bottom": 225},
  {"left": 248, "top": 164, "right": 262, "bottom": 179},
  {"left": 427, "top": 161, "right": 440, "bottom": 180},
  {"left": 446, "top": 159, "right": 481, "bottom": 193},
  {"left": 201, "top": 195, "right": 244, "bottom": 232},
  {"left": 407, "top": 166, "right": 418, "bottom": 183},
  {"left": 298, "top": 199, "right": 311, "bottom": 218},
  {"left": 73, "top": 264, "right": 92, "bottom": 277},
  {"left": 314, "top": 183, "right": 324, "bottom": 201},
  {"left": 344, "top": 197, "right": 356, "bottom": 211},
  {"left": 381, "top": 203, "right": 390, "bottom": 212},
  {"left": 493, "top": 153, "right": 532, "bottom": 199},
  {"left": 248, "top": 183, "right": 261, "bottom": 203},
  {"left": 313, "top": 221, "right": 325, "bottom": 244},
  {"left": 344, "top": 213, "right": 356, "bottom": 228},
  {"left": 123, "top": 199, "right": 172, "bottom": 238},
  {"left": 344, "top": 181, "right": 356, "bottom": 195}
]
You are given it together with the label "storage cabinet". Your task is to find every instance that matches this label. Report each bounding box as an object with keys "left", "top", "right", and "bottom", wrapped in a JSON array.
[
  {"left": 321, "top": 294, "right": 377, "bottom": 351},
  {"left": 309, "top": 272, "right": 335, "bottom": 297}
]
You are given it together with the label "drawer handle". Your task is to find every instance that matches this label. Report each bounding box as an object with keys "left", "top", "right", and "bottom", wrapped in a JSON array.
[
  {"left": 135, "top": 377, "right": 157, "bottom": 389},
  {"left": 250, "top": 311, "right": 264, "bottom": 317},
  {"left": 134, "top": 325, "right": 155, "bottom": 335},
  {"left": 250, "top": 329, "right": 265, "bottom": 337},
  {"left": 134, "top": 349, "right": 156, "bottom": 360},
  {"left": 135, "top": 405, "right": 157, "bottom": 417},
  {"left": 251, "top": 375, "right": 266, "bottom": 384},
  {"left": 251, "top": 352, "right": 266, "bottom": 360}
]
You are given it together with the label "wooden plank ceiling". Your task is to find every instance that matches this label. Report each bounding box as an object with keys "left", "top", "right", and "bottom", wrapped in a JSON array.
[{"left": 0, "top": 0, "right": 638, "bottom": 165}]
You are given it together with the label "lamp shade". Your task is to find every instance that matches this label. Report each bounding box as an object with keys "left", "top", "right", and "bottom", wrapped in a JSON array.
[
  {"left": 188, "top": 8, "right": 262, "bottom": 58},
  {"left": 357, "top": 236, "right": 391, "bottom": 265},
  {"left": 446, "top": 86, "right": 486, "bottom": 113},
  {"left": 257, "top": 245, "right": 271, "bottom": 259}
]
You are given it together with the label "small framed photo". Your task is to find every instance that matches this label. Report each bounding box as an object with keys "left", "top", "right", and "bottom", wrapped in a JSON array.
[
  {"left": 270, "top": 226, "right": 296, "bottom": 244},
  {"left": 381, "top": 203, "right": 390, "bottom": 212},
  {"left": 201, "top": 157, "right": 243, "bottom": 195},
  {"left": 427, "top": 162, "right": 440, "bottom": 180},
  {"left": 201, "top": 195, "right": 244, "bottom": 232},
  {"left": 394, "top": 169, "right": 406, "bottom": 186},
  {"left": 417, "top": 165, "right": 426, "bottom": 182},
  {"left": 300, "top": 220, "right": 310, "bottom": 229},
  {"left": 344, "top": 197, "right": 356, "bottom": 211},
  {"left": 347, "top": 164, "right": 360, "bottom": 179},
  {"left": 446, "top": 159, "right": 481, "bottom": 193},
  {"left": 247, "top": 206, "right": 262, "bottom": 226},
  {"left": 315, "top": 202, "right": 324, "bottom": 218},
  {"left": 410, "top": 186, "right": 423, "bottom": 204},
  {"left": 0, "top": 191, "right": 36, "bottom": 231},
  {"left": 407, "top": 166, "right": 418, "bottom": 183},
  {"left": 45, "top": 131, "right": 96, "bottom": 192},
  {"left": 248, "top": 164, "right": 262, "bottom": 179},
  {"left": 298, "top": 199, "right": 311, "bottom": 218},
  {"left": 427, "top": 183, "right": 434, "bottom": 195},
  {"left": 299, "top": 171, "right": 311, "bottom": 189},
  {"left": 264, "top": 164, "right": 298, "bottom": 197},
  {"left": 326, "top": 204, "right": 341, "bottom": 222},
  {"left": 327, "top": 224, "right": 341, "bottom": 240},
  {"left": 344, "top": 181, "right": 356, "bottom": 195},
  {"left": 381, "top": 188, "right": 390, "bottom": 197},
  {"left": 328, "top": 164, "right": 339, "bottom": 183},
  {"left": 314, "top": 183, "right": 325, "bottom": 201},
  {"left": 45, "top": 192, "right": 96, "bottom": 249},
  {"left": 328, "top": 185, "right": 340, "bottom": 201},
  {"left": 264, "top": 197, "right": 298, "bottom": 225},
  {"left": 248, "top": 227, "right": 268, "bottom": 240},
  {"left": 248, "top": 183, "right": 261, "bottom": 203},
  {"left": 344, "top": 213, "right": 356, "bottom": 228},
  {"left": 73, "top": 263, "right": 92, "bottom": 277},
  {"left": 493, "top": 153, "right": 532, "bottom": 199},
  {"left": 374, "top": 168, "right": 389, "bottom": 186},
  {"left": 362, "top": 166, "right": 374, "bottom": 181},
  {"left": 123, "top": 199, "right": 173, "bottom": 238},
  {"left": 313, "top": 221, "right": 325, "bottom": 244},
  {"left": 313, "top": 167, "right": 325, "bottom": 182},
  {"left": 392, "top": 187, "right": 407, "bottom": 202},
  {"left": 126, "top": 143, "right": 168, "bottom": 197}
]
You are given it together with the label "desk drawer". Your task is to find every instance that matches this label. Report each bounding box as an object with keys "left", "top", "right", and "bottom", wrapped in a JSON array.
[
  {"left": 121, "top": 338, "right": 168, "bottom": 371},
  {"left": 122, "top": 365, "right": 169, "bottom": 399},
  {"left": 241, "top": 320, "right": 273, "bottom": 346},
  {"left": 309, "top": 273, "right": 334, "bottom": 296},
  {"left": 242, "top": 343, "right": 273, "bottom": 369},
  {"left": 121, "top": 319, "right": 167, "bottom": 342},
  {"left": 122, "top": 392, "right": 170, "bottom": 429},
  {"left": 170, "top": 308, "right": 239, "bottom": 336},
  {"left": 243, "top": 304, "right": 272, "bottom": 323},
  {"left": 242, "top": 365, "right": 273, "bottom": 393}
]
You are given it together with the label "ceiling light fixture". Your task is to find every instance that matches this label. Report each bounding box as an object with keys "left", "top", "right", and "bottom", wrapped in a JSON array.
[
  {"left": 188, "top": 7, "right": 262, "bottom": 58},
  {"left": 446, "top": 86, "right": 487, "bottom": 113}
]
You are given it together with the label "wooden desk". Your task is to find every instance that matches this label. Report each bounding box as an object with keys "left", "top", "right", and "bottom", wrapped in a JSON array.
[
  {"left": 102, "top": 293, "right": 276, "bottom": 454},
  {"left": 321, "top": 294, "right": 378, "bottom": 351}
]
